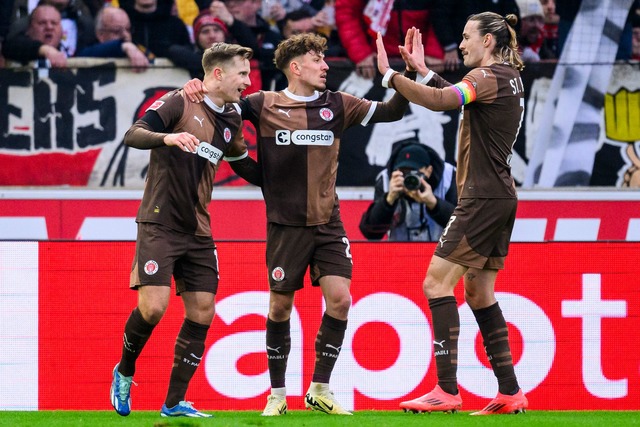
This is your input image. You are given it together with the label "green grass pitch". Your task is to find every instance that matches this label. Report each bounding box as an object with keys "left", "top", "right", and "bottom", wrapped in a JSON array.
[{"left": 1, "top": 410, "right": 640, "bottom": 427}]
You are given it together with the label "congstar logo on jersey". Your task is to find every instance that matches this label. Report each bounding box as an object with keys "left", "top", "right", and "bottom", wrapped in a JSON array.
[
  {"left": 275, "top": 130, "right": 334, "bottom": 146},
  {"left": 197, "top": 142, "right": 224, "bottom": 165}
]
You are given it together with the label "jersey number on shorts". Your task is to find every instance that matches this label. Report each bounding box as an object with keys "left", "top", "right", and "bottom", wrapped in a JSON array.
[
  {"left": 438, "top": 215, "right": 456, "bottom": 248},
  {"left": 342, "top": 237, "right": 353, "bottom": 262}
]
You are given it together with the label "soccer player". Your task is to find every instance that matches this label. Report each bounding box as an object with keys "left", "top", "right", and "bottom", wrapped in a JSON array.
[
  {"left": 375, "top": 14, "right": 529, "bottom": 415},
  {"left": 183, "top": 32, "right": 414, "bottom": 416},
  {"left": 110, "top": 43, "right": 256, "bottom": 418}
]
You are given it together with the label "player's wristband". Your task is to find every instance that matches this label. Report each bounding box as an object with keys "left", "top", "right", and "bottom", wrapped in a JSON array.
[
  {"left": 419, "top": 70, "right": 435, "bottom": 85},
  {"left": 381, "top": 69, "right": 398, "bottom": 88}
]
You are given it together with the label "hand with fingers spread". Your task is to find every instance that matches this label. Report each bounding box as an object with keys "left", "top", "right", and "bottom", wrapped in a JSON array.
[{"left": 164, "top": 131, "right": 200, "bottom": 153}]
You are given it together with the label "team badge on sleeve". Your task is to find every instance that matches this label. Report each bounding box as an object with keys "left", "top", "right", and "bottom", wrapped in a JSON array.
[
  {"left": 146, "top": 100, "right": 165, "bottom": 111},
  {"left": 319, "top": 108, "right": 334, "bottom": 121}
]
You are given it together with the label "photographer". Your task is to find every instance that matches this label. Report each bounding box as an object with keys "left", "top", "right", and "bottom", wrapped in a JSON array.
[{"left": 359, "top": 140, "right": 457, "bottom": 242}]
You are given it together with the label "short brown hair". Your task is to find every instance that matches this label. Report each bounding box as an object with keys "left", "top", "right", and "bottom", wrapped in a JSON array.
[
  {"left": 202, "top": 42, "right": 253, "bottom": 75},
  {"left": 273, "top": 33, "right": 327, "bottom": 71}
]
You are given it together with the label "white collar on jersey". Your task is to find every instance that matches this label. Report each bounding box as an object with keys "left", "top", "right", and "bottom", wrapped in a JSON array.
[
  {"left": 283, "top": 88, "right": 320, "bottom": 102},
  {"left": 203, "top": 95, "right": 225, "bottom": 113}
]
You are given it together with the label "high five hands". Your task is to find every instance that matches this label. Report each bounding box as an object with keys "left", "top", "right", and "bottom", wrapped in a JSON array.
[{"left": 376, "top": 27, "right": 430, "bottom": 77}]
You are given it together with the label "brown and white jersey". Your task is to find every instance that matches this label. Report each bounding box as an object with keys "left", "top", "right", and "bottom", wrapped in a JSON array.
[
  {"left": 239, "top": 89, "right": 376, "bottom": 226},
  {"left": 134, "top": 90, "right": 247, "bottom": 236},
  {"left": 457, "top": 63, "right": 524, "bottom": 199}
]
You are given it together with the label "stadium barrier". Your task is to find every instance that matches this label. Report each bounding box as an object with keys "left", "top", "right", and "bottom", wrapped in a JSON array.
[{"left": 0, "top": 188, "right": 639, "bottom": 241}]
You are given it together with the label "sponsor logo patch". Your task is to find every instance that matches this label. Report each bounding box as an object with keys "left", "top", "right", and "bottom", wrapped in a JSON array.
[
  {"left": 197, "top": 142, "right": 224, "bottom": 164},
  {"left": 275, "top": 130, "right": 334, "bottom": 146},
  {"left": 146, "top": 100, "right": 165, "bottom": 111}
]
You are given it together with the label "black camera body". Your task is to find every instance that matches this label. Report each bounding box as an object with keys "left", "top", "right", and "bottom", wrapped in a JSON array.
[{"left": 403, "top": 170, "right": 425, "bottom": 191}]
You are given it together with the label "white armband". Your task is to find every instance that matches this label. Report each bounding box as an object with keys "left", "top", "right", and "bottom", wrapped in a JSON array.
[
  {"left": 381, "top": 69, "right": 399, "bottom": 88},
  {"left": 419, "top": 70, "right": 435, "bottom": 85}
]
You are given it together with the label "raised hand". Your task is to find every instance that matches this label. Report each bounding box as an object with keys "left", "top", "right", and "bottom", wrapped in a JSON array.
[
  {"left": 375, "top": 32, "right": 391, "bottom": 76},
  {"left": 399, "top": 28, "right": 429, "bottom": 76},
  {"left": 403, "top": 27, "right": 414, "bottom": 56}
]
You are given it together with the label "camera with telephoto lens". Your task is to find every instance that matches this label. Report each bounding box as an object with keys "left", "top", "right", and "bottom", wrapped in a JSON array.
[{"left": 403, "top": 170, "right": 425, "bottom": 191}]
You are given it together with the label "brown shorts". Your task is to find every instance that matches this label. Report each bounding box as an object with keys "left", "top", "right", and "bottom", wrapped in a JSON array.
[
  {"left": 434, "top": 198, "right": 517, "bottom": 270},
  {"left": 266, "top": 220, "right": 353, "bottom": 292},
  {"left": 130, "top": 222, "right": 219, "bottom": 294}
]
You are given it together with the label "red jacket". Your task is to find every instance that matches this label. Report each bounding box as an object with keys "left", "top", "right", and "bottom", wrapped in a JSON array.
[{"left": 335, "top": 0, "right": 444, "bottom": 65}]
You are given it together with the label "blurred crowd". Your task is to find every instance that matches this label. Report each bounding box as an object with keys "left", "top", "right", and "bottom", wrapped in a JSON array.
[{"left": 0, "top": 0, "right": 639, "bottom": 89}]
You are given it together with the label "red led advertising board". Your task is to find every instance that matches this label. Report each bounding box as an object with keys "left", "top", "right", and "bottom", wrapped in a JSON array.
[{"left": 1, "top": 241, "right": 635, "bottom": 411}]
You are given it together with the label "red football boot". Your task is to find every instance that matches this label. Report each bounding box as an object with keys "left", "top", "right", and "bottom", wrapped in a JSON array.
[
  {"left": 471, "top": 389, "right": 528, "bottom": 415},
  {"left": 399, "top": 385, "right": 463, "bottom": 413}
]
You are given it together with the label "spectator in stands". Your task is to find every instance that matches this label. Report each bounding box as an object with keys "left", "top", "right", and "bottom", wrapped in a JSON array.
[
  {"left": 430, "top": 0, "right": 520, "bottom": 71},
  {"left": 193, "top": 10, "right": 229, "bottom": 44},
  {"left": 278, "top": 8, "right": 344, "bottom": 57},
  {"left": 516, "top": 0, "right": 555, "bottom": 61},
  {"left": 7, "top": 0, "right": 96, "bottom": 57},
  {"left": 2, "top": 4, "right": 68, "bottom": 67},
  {"left": 41, "top": 0, "right": 95, "bottom": 56},
  {"left": 167, "top": 10, "right": 230, "bottom": 78},
  {"left": 208, "top": 0, "right": 284, "bottom": 89},
  {"left": 335, "top": 0, "right": 444, "bottom": 80},
  {"left": 359, "top": 139, "right": 457, "bottom": 242},
  {"left": 539, "top": 0, "right": 559, "bottom": 57},
  {"left": 125, "top": 0, "right": 192, "bottom": 59},
  {"left": 76, "top": 6, "right": 150, "bottom": 71}
]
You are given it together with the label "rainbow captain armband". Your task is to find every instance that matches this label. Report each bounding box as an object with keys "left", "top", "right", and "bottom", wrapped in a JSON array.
[{"left": 452, "top": 80, "right": 477, "bottom": 105}]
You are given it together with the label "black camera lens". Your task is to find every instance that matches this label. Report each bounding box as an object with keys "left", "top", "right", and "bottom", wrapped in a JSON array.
[{"left": 403, "top": 172, "right": 423, "bottom": 191}]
